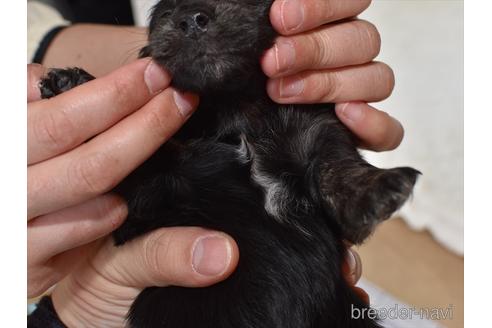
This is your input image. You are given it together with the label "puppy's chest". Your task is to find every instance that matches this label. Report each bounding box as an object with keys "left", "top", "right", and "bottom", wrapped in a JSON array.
[{"left": 174, "top": 97, "right": 273, "bottom": 141}]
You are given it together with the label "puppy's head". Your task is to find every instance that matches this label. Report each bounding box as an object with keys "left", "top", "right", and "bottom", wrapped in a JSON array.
[{"left": 142, "top": 0, "right": 276, "bottom": 94}]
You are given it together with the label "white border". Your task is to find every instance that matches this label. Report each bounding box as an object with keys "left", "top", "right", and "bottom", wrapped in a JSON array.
[
  {"left": 1, "top": 0, "right": 477, "bottom": 326},
  {"left": 464, "top": 0, "right": 491, "bottom": 327},
  {"left": 0, "top": 0, "right": 27, "bottom": 326}
]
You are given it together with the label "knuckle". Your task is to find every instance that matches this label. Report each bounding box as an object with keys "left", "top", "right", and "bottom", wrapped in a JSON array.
[
  {"left": 310, "top": 31, "right": 333, "bottom": 68},
  {"left": 33, "top": 108, "right": 77, "bottom": 152},
  {"left": 319, "top": 0, "right": 336, "bottom": 22},
  {"left": 67, "top": 153, "right": 119, "bottom": 196},
  {"left": 108, "top": 76, "right": 138, "bottom": 109},
  {"left": 144, "top": 104, "right": 174, "bottom": 138},
  {"left": 143, "top": 231, "right": 176, "bottom": 283},
  {"left": 311, "top": 73, "right": 340, "bottom": 102}
]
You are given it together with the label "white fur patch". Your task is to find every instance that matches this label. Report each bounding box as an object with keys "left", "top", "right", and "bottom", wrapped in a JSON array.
[
  {"left": 252, "top": 169, "right": 286, "bottom": 220},
  {"left": 236, "top": 135, "right": 251, "bottom": 164},
  {"left": 239, "top": 137, "right": 313, "bottom": 237}
]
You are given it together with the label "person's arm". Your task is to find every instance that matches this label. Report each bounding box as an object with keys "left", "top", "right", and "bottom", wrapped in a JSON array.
[
  {"left": 42, "top": 24, "right": 147, "bottom": 77},
  {"left": 28, "top": 1, "right": 147, "bottom": 77}
]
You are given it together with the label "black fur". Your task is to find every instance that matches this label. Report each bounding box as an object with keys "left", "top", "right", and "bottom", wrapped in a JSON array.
[
  {"left": 40, "top": 0, "right": 420, "bottom": 327},
  {"left": 39, "top": 67, "right": 94, "bottom": 98}
]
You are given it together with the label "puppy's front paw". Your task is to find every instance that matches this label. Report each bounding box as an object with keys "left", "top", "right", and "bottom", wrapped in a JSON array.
[{"left": 39, "top": 67, "right": 95, "bottom": 99}]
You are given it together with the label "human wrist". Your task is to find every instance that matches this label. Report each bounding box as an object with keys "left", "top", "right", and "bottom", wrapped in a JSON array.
[{"left": 51, "top": 264, "right": 139, "bottom": 327}]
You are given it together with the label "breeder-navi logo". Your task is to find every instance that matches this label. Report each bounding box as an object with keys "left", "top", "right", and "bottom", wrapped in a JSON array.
[{"left": 351, "top": 304, "right": 454, "bottom": 321}]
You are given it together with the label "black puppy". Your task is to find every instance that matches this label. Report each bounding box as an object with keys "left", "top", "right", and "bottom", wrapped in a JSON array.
[{"left": 40, "top": 0, "right": 420, "bottom": 327}]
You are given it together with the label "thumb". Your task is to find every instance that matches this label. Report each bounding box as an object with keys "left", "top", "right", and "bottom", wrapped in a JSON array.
[{"left": 95, "top": 227, "right": 239, "bottom": 288}]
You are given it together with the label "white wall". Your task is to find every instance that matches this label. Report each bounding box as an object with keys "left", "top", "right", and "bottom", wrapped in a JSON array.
[
  {"left": 361, "top": 1, "right": 463, "bottom": 255},
  {"left": 131, "top": 0, "right": 158, "bottom": 26}
]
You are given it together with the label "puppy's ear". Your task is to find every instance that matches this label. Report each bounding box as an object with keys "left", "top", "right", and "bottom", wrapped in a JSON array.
[{"left": 319, "top": 165, "right": 420, "bottom": 244}]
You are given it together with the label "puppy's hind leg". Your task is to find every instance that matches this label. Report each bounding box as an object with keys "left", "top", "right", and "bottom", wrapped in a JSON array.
[{"left": 39, "top": 67, "right": 95, "bottom": 99}]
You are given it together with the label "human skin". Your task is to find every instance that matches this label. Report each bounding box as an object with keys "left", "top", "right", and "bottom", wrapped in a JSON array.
[{"left": 27, "top": 0, "right": 400, "bottom": 322}]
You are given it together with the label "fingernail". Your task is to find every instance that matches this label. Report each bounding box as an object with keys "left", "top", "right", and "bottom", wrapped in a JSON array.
[
  {"left": 280, "top": 0, "right": 305, "bottom": 32},
  {"left": 274, "top": 39, "right": 296, "bottom": 73},
  {"left": 110, "top": 201, "right": 128, "bottom": 229},
  {"left": 173, "top": 90, "right": 196, "bottom": 117},
  {"left": 336, "top": 102, "right": 365, "bottom": 122},
  {"left": 144, "top": 60, "right": 170, "bottom": 94},
  {"left": 192, "top": 235, "right": 231, "bottom": 276},
  {"left": 345, "top": 249, "right": 358, "bottom": 284},
  {"left": 346, "top": 249, "right": 357, "bottom": 274},
  {"left": 279, "top": 76, "right": 304, "bottom": 98}
]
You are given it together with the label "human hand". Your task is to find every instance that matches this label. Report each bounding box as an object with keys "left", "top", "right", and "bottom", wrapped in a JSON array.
[
  {"left": 263, "top": 0, "right": 403, "bottom": 151},
  {"left": 27, "top": 58, "right": 199, "bottom": 298},
  {"left": 50, "top": 229, "right": 363, "bottom": 326}
]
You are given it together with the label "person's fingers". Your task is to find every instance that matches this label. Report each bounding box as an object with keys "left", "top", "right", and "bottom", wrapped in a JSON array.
[
  {"left": 353, "top": 286, "right": 370, "bottom": 305},
  {"left": 27, "top": 64, "right": 48, "bottom": 102},
  {"left": 28, "top": 88, "right": 198, "bottom": 219},
  {"left": 27, "top": 58, "right": 171, "bottom": 165},
  {"left": 343, "top": 248, "right": 362, "bottom": 285},
  {"left": 267, "top": 62, "right": 395, "bottom": 104},
  {"left": 270, "top": 0, "right": 371, "bottom": 35},
  {"left": 92, "top": 227, "right": 239, "bottom": 288},
  {"left": 28, "top": 241, "right": 101, "bottom": 298},
  {"left": 335, "top": 102, "right": 404, "bottom": 152},
  {"left": 262, "top": 20, "right": 380, "bottom": 78},
  {"left": 28, "top": 194, "right": 127, "bottom": 264},
  {"left": 342, "top": 248, "right": 369, "bottom": 305}
]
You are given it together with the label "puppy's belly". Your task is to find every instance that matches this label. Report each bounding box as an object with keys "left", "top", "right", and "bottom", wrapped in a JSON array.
[{"left": 126, "top": 221, "right": 346, "bottom": 328}]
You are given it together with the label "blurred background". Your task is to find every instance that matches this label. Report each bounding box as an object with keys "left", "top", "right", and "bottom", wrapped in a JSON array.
[{"left": 28, "top": 0, "right": 464, "bottom": 327}]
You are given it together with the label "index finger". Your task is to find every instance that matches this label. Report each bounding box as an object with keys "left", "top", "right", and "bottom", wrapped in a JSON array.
[
  {"left": 270, "top": 0, "right": 371, "bottom": 35},
  {"left": 27, "top": 58, "right": 171, "bottom": 165}
]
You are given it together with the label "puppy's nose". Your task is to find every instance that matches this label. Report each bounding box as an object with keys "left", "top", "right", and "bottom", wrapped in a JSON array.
[{"left": 177, "top": 12, "right": 210, "bottom": 38}]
